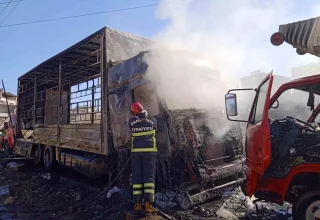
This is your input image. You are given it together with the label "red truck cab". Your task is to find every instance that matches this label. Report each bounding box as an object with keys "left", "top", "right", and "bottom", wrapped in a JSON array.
[{"left": 226, "top": 72, "right": 320, "bottom": 220}]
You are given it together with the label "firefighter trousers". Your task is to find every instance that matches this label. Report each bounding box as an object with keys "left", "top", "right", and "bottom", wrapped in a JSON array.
[{"left": 131, "top": 153, "right": 157, "bottom": 203}]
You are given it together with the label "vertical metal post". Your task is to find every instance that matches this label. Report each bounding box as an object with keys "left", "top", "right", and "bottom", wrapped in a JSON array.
[
  {"left": 100, "top": 32, "right": 107, "bottom": 155},
  {"left": 1, "top": 80, "right": 13, "bottom": 132},
  {"left": 91, "top": 79, "right": 95, "bottom": 123},
  {"left": 58, "top": 60, "right": 62, "bottom": 126},
  {"left": 16, "top": 79, "right": 20, "bottom": 132},
  {"left": 57, "top": 60, "right": 62, "bottom": 163},
  {"left": 58, "top": 60, "right": 62, "bottom": 136},
  {"left": 33, "top": 74, "right": 37, "bottom": 128},
  {"left": 67, "top": 84, "right": 71, "bottom": 124}
]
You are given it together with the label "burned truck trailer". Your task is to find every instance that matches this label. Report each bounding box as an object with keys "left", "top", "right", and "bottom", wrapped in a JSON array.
[{"left": 12, "top": 27, "right": 245, "bottom": 209}]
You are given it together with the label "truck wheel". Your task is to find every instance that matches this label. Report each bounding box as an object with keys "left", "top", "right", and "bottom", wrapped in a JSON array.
[
  {"left": 43, "top": 145, "right": 56, "bottom": 170},
  {"left": 4, "top": 141, "right": 13, "bottom": 157},
  {"left": 295, "top": 190, "right": 320, "bottom": 220},
  {"left": 33, "top": 144, "right": 43, "bottom": 165},
  {"left": 291, "top": 202, "right": 297, "bottom": 220},
  {"left": 123, "top": 169, "right": 132, "bottom": 194}
]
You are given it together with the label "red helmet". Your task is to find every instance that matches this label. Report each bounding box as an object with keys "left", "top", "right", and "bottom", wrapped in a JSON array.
[{"left": 131, "top": 102, "right": 144, "bottom": 115}]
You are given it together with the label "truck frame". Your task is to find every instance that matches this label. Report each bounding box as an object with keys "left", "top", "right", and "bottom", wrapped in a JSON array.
[{"left": 6, "top": 27, "right": 245, "bottom": 210}]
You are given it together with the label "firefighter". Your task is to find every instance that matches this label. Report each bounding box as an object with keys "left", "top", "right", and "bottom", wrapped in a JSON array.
[{"left": 129, "top": 102, "right": 158, "bottom": 214}]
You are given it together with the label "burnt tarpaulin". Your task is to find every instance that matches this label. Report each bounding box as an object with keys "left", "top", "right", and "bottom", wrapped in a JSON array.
[
  {"left": 169, "top": 109, "right": 243, "bottom": 166},
  {"left": 105, "top": 28, "right": 154, "bottom": 63},
  {"left": 108, "top": 87, "right": 132, "bottom": 149},
  {"left": 108, "top": 52, "right": 149, "bottom": 149},
  {"left": 108, "top": 52, "right": 148, "bottom": 94}
]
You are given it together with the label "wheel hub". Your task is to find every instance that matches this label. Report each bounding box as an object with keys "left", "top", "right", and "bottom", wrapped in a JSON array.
[
  {"left": 129, "top": 172, "right": 132, "bottom": 186},
  {"left": 35, "top": 148, "right": 39, "bottom": 159},
  {"left": 306, "top": 200, "right": 320, "bottom": 220},
  {"left": 44, "top": 150, "right": 49, "bottom": 164}
]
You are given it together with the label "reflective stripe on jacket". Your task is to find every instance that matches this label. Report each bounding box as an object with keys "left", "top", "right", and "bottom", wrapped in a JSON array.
[
  {"left": 129, "top": 114, "right": 157, "bottom": 153},
  {"left": 131, "top": 130, "right": 157, "bottom": 152}
]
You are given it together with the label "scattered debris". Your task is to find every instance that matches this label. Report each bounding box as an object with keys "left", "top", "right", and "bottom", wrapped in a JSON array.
[
  {"left": 0, "top": 164, "right": 112, "bottom": 219},
  {"left": 0, "top": 212, "right": 13, "bottom": 220},
  {"left": 95, "top": 205, "right": 104, "bottom": 210},
  {"left": 106, "top": 186, "right": 121, "bottom": 198},
  {"left": 41, "top": 173, "right": 51, "bottom": 180},
  {"left": 125, "top": 209, "right": 169, "bottom": 220},
  {"left": 216, "top": 207, "right": 239, "bottom": 219},
  {"left": 0, "top": 153, "right": 295, "bottom": 220},
  {"left": 221, "top": 191, "right": 235, "bottom": 197},
  {"left": 75, "top": 194, "right": 81, "bottom": 201},
  {"left": 3, "top": 196, "right": 15, "bottom": 206},
  {"left": 0, "top": 185, "right": 10, "bottom": 197},
  {"left": 193, "top": 206, "right": 215, "bottom": 217},
  {"left": 7, "top": 162, "right": 24, "bottom": 171},
  {"left": 6, "top": 162, "right": 19, "bottom": 168},
  {"left": 220, "top": 188, "right": 292, "bottom": 220},
  {"left": 155, "top": 190, "right": 178, "bottom": 211}
]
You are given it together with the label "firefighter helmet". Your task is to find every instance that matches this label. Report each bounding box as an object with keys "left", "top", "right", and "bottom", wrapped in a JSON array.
[{"left": 131, "top": 102, "right": 144, "bottom": 115}]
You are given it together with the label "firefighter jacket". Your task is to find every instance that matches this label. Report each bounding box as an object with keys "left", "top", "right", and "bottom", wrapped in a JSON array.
[{"left": 128, "top": 112, "right": 158, "bottom": 153}]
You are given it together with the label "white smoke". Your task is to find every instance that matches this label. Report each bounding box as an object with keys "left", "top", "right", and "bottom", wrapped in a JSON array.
[
  {"left": 144, "top": 0, "right": 320, "bottom": 135},
  {"left": 151, "top": 0, "right": 319, "bottom": 85},
  {"left": 144, "top": 0, "right": 320, "bottom": 107}
]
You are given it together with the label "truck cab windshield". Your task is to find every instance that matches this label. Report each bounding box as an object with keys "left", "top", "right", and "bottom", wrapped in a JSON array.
[{"left": 269, "top": 89, "right": 320, "bottom": 122}]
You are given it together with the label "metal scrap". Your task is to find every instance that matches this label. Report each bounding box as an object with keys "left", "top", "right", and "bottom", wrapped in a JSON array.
[{"left": 0, "top": 185, "right": 10, "bottom": 197}]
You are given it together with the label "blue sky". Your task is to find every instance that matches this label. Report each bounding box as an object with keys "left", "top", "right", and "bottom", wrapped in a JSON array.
[
  {"left": 1, "top": 0, "right": 320, "bottom": 93},
  {"left": 0, "top": 0, "right": 165, "bottom": 93}
]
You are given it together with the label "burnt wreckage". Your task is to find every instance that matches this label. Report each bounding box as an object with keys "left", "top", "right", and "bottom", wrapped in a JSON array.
[
  {"left": 266, "top": 91, "right": 320, "bottom": 177},
  {"left": 12, "top": 27, "right": 245, "bottom": 209}
]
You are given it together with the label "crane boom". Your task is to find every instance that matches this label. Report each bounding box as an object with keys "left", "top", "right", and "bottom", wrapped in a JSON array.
[{"left": 271, "top": 16, "right": 320, "bottom": 56}]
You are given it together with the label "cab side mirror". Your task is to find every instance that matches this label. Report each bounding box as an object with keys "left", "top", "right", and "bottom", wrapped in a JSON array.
[
  {"left": 225, "top": 93, "right": 238, "bottom": 116},
  {"left": 271, "top": 100, "right": 279, "bottom": 109},
  {"left": 3, "top": 122, "right": 8, "bottom": 129}
]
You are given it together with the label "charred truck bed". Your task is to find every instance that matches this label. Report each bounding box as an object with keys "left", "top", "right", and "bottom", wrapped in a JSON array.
[
  {"left": 15, "top": 27, "right": 153, "bottom": 178},
  {"left": 12, "top": 27, "right": 245, "bottom": 209}
]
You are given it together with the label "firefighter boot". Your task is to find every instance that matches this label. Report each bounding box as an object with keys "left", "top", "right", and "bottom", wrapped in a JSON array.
[
  {"left": 145, "top": 202, "right": 158, "bottom": 214},
  {"left": 133, "top": 203, "right": 142, "bottom": 212}
]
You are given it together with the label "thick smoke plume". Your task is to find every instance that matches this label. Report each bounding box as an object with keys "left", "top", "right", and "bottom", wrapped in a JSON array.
[{"left": 144, "top": 0, "right": 320, "bottom": 135}]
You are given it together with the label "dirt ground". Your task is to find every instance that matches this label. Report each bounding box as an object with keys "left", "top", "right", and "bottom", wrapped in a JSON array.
[
  {"left": 0, "top": 154, "right": 294, "bottom": 220},
  {"left": 0, "top": 158, "right": 132, "bottom": 220}
]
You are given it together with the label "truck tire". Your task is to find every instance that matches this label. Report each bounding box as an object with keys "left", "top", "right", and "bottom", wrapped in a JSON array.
[
  {"left": 123, "top": 167, "right": 132, "bottom": 194},
  {"left": 4, "top": 141, "right": 13, "bottom": 157},
  {"left": 43, "top": 145, "right": 56, "bottom": 170},
  {"left": 33, "top": 144, "right": 43, "bottom": 165},
  {"left": 294, "top": 190, "right": 320, "bottom": 220},
  {"left": 291, "top": 202, "right": 297, "bottom": 220}
]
